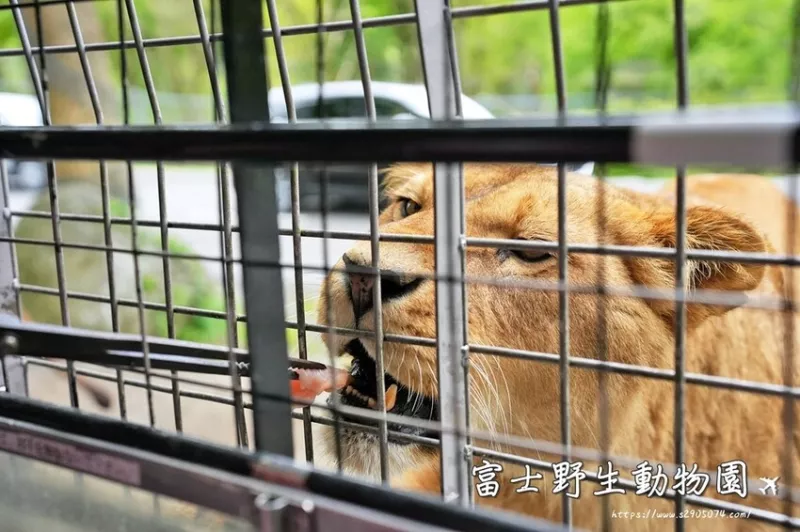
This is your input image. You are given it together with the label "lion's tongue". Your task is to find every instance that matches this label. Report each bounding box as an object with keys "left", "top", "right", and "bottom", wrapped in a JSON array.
[
  {"left": 290, "top": 366, "right": 349, "bottom": 404},
  {"left": 290, "top": 363, "right": 398, "bottom": 411}
]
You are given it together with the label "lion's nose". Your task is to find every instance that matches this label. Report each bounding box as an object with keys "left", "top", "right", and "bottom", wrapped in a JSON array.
[{"left": 342, "top": 253, "right": 424, "bottom": 323}]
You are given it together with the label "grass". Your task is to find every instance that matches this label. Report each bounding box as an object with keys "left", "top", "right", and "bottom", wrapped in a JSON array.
[{"left": 603, "top": 163, "right": 786, "bottom": 179}]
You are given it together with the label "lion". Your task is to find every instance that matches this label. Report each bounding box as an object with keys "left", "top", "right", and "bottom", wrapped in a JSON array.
[{"left": 312, "top": 163, "right": 800, "bottom": 531}]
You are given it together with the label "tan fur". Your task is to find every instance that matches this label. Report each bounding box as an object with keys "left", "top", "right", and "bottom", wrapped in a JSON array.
[{"left": 315, "top": 164, "right": 800, "bottom": 531}]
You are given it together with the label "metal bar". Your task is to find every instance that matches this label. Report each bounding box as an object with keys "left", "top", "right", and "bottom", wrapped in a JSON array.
[
  {"left": 316, "top": 0, "right": 346, "bottom": 474},
  {"left": 0, "top": 159, "right": 27, "bottom": 397},
  {"left": 14, "top": 208, "right": 800, "bottom": 263},
  {"left": 191, "top": 0, "right": 248, "bottom": 449},
  {"left": 0, "top": 0, "right": 632, "bottom": 56},
  {"left": 20, "top": 337, "right": 800, "bottom": 510},
  {"left": 784, "top": 15, "right": 799, "bottom": 525},
  {"left": 265, "top": 0, "right": 313, "bottom": 463},
  {"left": 0, "top": 395, "right": 555, "bottom": 532},
  {"left": 593, "top": 5, "right": 612, "bottom": 530},
  {"left": 672, "top": 0, "right": 690, "bottom": 527},
  {"left": 544, "top": 0, "right": 573, "bottom": 522},
  {"left": 122, "top": 0, "right": 182, "bottom": 433},
  {"left": 10, "top": 258, "right": 799, "bottom": 318},
  {"left": 348, "top": 0, "right": 390, "bottom": 484},
  {"left": 0, "top": 107, "right": 797, "bottom": 164},
  {"left": 10, "top": 221, "right": 800, "bottom": 269},
  {"left": 116, "top": 0, "right": 156, "bottom": 427},
  {"left": 24, "top": 349, "right": 800, "bottom": 521},
  {"left": 12, "top": 228, "right": 800, "bottom": 268},
  {"left": 783, "top": 171, "right": 798, "bottom": 531},
  {"left": 10, "top": 0, "right": 80, "bottom": 408},
  {"left": 63, "top": 0, "right": 128, "bottom": 420},
  {"left": 12, "top": 305, "right": 800, "bottom": 403},
  {"left": 442, "top": 1, "right": 476, "bottom": 509},
  {"left": 220, "top": 0, "right": 293, "bottom": 457},
  {"left": 415, "top": 0, "right": 470, "bottom": 505}
]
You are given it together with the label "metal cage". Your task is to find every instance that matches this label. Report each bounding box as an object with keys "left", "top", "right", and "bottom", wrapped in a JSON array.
[{"left": 0, "top": 0, "right": 798, "bottom": 531}]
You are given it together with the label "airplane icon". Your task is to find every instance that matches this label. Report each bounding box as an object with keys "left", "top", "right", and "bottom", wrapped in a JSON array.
[{"left": 759, "top": 477, "right": 780, "bottom": 496}]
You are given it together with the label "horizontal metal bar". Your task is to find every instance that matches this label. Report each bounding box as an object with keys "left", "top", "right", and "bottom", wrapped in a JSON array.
[
  {"left": 6, "top": 226, "right": 800, "bottom": 272},
  {"left": 9, "top": 211, "right": 800, "bottom": 269},
  {"left": 9, "top": 209, "right": 428, "bottom": 242},
  {"left": 16, "top": 256, "right": 793, "bottom": 316},
  {"left": 10, "top": 209, "right": 234, "bottom": 233},
  {"left": 12, "top": 258, "right": 787, "bottom": 320},
  {"left": 32, "top": 352, "right": 799, "bottom": 524},
  {"left": 1, "top": 121, "right": 628, "bottom": 162},
  {"left": 28, "top": 357, "right": 251, "bottom": 403},
  {"left": 30, "top": 358, "right": 445, "bottom": 450},
  {"left": 0, "top": 0, "right": 99, "bottom": 10},
  {"left": 467, "top": 343, "right": 800, "bottom": 399},
  {"left": 451, "top": 0, "right": 629, "bottom": 18},
  {"left": 0, "top": 393, "right": 555, "bottom": 532},
  {"left": 30, "top": 349, "right": 800, "bottom": 508},
  {"left": 23, "top": 313, "right": 800, "bottom": 404},
  {"left": 18, "top": 282, "right": 245, "bottom": 322},
  {"left": 26, "top": 319, "right": 800, "bottom": 463},
  {"left": 0, "top": 107, "right": 794, "bottom": 164},
  {"left": 0, "top": 315, "right": 323, "bottom": 370},
  {"left": 18, "top": 271, "right": 790, "bottom": 341},
  {"left": 0, "top": 0, "right": 621, "bottom": 55}
]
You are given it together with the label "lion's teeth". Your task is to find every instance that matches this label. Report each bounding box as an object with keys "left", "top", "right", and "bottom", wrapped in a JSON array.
[
  {"left": 385, "top": 384, "right": 398, "bottom": 411},
  {"left": 367, "top": 397, "right": 377, "bottom": 409}
]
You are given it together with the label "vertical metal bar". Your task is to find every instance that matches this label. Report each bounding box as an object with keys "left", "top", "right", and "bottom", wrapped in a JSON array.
[
  {"left": 347, "top": 0, "right": 390, "bottom": 484},
  {"left": 414, "top": 0, "right": 470, "bottom": 505},
  {"left": 265, "top": 0, "right": 314, "bottom": 463},
  {"left": 192, "top": 0, "right": 249, "bottom": 448},
  {"left": 594, "top": 5, "right": 612, "bottom": 530},
  {"left": 314, "top": 0, "right": 345, "bottom": 473},
  {"left": 13, "top": 0, "right": 80, "bottom": 409},
  {"left": 544, "top": 0, "right": 572, "bottom": 525},
  {"left": 0, "top": 160, "right": 27, "bottom": 397},
  {"left": 123, "top": 0, "right": 182, "bottom": 433},
  {"left": 782, "top": 167, "right": 797, "bottom": 529},
  {"left": 117, "top": 0, "right": 155, "bottom": 428},
  {"left": 442, "top": 4, "right": 474, "bottom": 509},
  {"left": 782, "top": 42, "right": 799, "bottom": 525},
  {"left": 672, "top": 0, "right": 689, "bottom": 529},
  {"left": 64, "top": 0, "right": 127, "bottom": 419},
  {"left": 220, "top": 0, "right": 294, "bottom": 457}
]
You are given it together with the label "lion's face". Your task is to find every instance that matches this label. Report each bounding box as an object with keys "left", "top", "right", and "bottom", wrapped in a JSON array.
[{"left": 313, "top": 163, "right": 767, "bottom": 480}]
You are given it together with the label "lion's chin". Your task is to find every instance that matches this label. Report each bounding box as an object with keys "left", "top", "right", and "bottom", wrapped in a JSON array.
[{"left": 311, "top": 420, "right": 432, "bottom": 481}]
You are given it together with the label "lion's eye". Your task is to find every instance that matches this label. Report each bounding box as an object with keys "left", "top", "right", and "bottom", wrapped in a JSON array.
[
  {"left": 399, "top": 198, "right": 422, "bottom": 218},
  {"left": 510, "top": 249, "right": 553, "bottom": 263},
  {"left": 499, "top": 241, "right": 554, "bottom": 263}
]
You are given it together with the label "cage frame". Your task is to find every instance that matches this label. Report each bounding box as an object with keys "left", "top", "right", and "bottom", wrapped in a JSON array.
[{"left": 0, "top": 0, "right": 798, "bottom": 530}]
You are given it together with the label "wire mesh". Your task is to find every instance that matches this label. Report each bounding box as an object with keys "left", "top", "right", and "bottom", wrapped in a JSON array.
[{"left": 0, "top": 0, "right": 799, "bottom": 531}]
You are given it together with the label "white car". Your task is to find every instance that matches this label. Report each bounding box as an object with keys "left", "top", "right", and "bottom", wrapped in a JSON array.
[
  {"left": 268, "top": 81, "right": 592, "bottom": 212},
  {"left": 269, "top": 81, "right": 494, "bottom": 212},
  {"left": 0, "top": 91, "right": 47, "bottom": 190},
  {"left": 268, "top": 80, "right": 495, "bottom": 122}
]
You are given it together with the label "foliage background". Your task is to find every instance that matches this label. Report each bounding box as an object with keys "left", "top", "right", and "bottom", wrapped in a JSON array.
[{"left": 1, "top": 0, "right": 794, "bottom": 117}]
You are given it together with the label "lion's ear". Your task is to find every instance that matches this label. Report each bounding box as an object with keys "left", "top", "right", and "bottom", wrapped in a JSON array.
[{"left": 627, "top": 204, "right": 768, "bottom": 328}]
